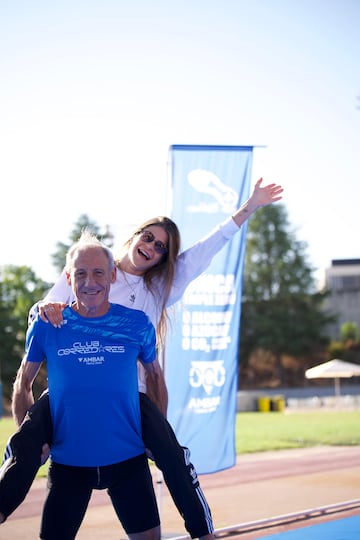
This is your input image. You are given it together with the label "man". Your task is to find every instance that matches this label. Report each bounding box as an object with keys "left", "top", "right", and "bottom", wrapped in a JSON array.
[{"left": 9, "top": 230, "right": 162, "bottom": 540}]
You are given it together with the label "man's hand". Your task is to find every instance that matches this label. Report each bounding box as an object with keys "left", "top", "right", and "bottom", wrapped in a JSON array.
[
  {"left": 41, "top": 443, "right": 50, "bottom": 465},
  {"left": 145, "top": 448, "right": 155, "bottom": 461}
]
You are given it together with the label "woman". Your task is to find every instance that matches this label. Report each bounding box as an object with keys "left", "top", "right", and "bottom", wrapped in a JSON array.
[{"left": 0, "top": 178, "right": 283, "bottom": 538}]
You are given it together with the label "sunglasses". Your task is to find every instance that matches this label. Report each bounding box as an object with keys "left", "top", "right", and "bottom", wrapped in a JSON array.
[{"left": 138, "top": 230, "right": 168, "bottom": 255}]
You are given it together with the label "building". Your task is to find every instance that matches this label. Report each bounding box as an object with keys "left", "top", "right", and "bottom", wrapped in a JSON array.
[{"left": 324, "top": 259, "right": 360, "bottom": 339}]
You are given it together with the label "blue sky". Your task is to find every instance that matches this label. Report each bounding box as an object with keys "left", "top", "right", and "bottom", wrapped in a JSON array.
[{"left": 1, "top": 0, "right": 359, "bottom": 284}]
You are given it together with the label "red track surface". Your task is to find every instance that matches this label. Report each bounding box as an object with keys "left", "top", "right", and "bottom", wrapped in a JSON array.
[{"left": 2, "top": 446, "right": 360, "bottom": 539}]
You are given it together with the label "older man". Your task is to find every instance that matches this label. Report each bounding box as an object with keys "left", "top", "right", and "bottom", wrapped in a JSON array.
[{"left": 9, "top": 231, "right": 162, "bottom": 540}]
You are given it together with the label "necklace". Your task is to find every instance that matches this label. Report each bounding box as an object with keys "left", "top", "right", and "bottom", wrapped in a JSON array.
[{"left": 121, "top": 270, "right": 142, "bottom": 304}]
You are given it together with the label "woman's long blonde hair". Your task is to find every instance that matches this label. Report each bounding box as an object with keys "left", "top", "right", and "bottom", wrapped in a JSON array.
[{"left": 115, "top": 216, "right": 181, "bottom": 349}]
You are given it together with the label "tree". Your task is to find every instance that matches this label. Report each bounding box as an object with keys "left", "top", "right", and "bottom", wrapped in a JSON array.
[
  {"left": 51, "top": 214, "right": 114, "bottom": 275},
  {"left": 0, "top": 265, "right": 51, "bottom": 401},
  {"left": 239, "top": 204, "right": 335, "bottom": 387},
  {"left": 0, "top": 216, "right": 114, "bottom": 404},
  {"left": 242, "top": 204, "right": 315, "bottom": 301},
  {"left": 327, "top": 322, "right": 360, "bottom": 366},
  {"left": 340, "top": 321, "right": 360, "bottom": 342}
]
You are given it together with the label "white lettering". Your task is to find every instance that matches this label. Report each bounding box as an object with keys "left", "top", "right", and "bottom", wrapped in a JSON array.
[
  {"left": 189, "top": 361, "right": 226, "bottom": 394},
  {"left": 188, "top": 396, "right": 221, "bottom": 413}
]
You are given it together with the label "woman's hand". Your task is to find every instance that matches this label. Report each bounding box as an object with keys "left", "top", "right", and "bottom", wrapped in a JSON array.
[
  {"left": 231, "top": 178, "right": 283, "bottom": 228},
  {"left": 38, "top": 302, "right": 67, "bottom": 328},
  {"left": 251, "top": 178, "right": 283, "bottom": 207}
]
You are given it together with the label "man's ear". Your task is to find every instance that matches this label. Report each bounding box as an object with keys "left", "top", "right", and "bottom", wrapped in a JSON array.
[
  {"left": 110, "top": 266, "right": 117, "bottom": 284},
  {"left": 66, "top": 272, "right": 71, "bottom": 285}
]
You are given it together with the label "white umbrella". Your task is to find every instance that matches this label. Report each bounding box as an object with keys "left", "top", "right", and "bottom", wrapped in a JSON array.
[{"left": 305, "top": 359, "right": 360, "bottom": 397}]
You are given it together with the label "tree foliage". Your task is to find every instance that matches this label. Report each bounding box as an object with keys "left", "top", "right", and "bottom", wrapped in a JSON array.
[
  {"left": 240, "top": 204, "right": 335, "bottom": 386},
  {"left": 340, "top": 321, "right": 360, "bottom": 342},
  {"left": 0, "top": 215, "right": 113, "bottom": 405},
  {"left": 243, "top": 204, "right": 315, "bottom": 301},
  {"left": 51, "top": 214, "right": 114, "bottom": 275},
  {"left": 0, "top": 266, "right": 51, "bottom": 400}
]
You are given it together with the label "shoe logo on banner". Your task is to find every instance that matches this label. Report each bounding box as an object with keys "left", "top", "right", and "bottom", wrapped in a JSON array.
[{"left": 187, "top": 169, "right": 239, "bottom": 214}]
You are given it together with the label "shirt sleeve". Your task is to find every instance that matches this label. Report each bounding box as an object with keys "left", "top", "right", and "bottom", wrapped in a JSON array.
[
  {"left": 43, "top": 269, "right": 73, "bottom": 303},
  {"left": 168, "top": 216, "right": 240, "bottom": 306},
  {"left": 28, "top": 271, "right": 74, "bottom": 325},
  {"left": 138, "top": 317, "right": 157, "bottom": 364},
  {"left": 25, "top": 318, "right": 46, "bottom": 363}
]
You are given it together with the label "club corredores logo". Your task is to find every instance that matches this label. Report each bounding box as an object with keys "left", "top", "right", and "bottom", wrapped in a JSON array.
[{"left": 57, "top": 341, "right": 125, "bottom": 366}]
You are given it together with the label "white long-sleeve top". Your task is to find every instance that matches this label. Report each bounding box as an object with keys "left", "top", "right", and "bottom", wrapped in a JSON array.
[{"left": 44, "top": 216, "right": 240, "bottom": 392}]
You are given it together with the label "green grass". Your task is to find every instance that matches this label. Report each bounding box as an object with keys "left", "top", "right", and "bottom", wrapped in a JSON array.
[
  {"left": 0, "top": 417, "right": 17, "bottom": 451},
  {"left": 235, "top": 410, "right": 360, "bottom": 453},
  {"left": 0, "top": 417, "right": 50, "bottom": 478},
  {"left": 1, "top": 410, "right": 359, "bottom": 479}
]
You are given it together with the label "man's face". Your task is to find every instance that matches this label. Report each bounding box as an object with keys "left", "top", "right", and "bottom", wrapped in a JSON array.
[{"left": 66, "top": 246, "right": 116, "bottom": 317}]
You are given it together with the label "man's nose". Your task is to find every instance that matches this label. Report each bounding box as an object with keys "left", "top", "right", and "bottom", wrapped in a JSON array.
[{"left": 84, "top": 274, "right": 96, "bottom": 286}]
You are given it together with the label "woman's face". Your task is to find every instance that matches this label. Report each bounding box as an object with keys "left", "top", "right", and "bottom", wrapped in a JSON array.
[{"left": 127, "top": 225, "right": 169, "bottom": 274}]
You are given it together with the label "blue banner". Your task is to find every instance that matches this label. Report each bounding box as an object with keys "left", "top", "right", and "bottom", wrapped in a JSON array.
[{"left": 166, "top": 145, "right": 253, "bottom": 473}]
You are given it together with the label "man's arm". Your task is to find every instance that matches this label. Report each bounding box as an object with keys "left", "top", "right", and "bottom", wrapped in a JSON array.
[
  {"left": 12, "top": 358, "right": 42, "bottom": 427},
  {"left": 143, "top": 359, "right": 168, "bottom": 417}
]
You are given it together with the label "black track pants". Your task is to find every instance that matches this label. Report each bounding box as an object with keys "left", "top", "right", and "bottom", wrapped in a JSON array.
[
  {"left": 0, "top": 392, "right": 214, "bottom": 537},
  {"left": 0, "top": 391, "right": 52, "bottom": 519},
  {"left": 140, "top": 393, "right": 214, "bottom": 538}
]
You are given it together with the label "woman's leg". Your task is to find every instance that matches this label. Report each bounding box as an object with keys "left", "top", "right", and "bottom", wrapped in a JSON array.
[
  {"left": 139, "top": 392, "right": 214, "bottom": 539},
  {"left": 0, "top": 391, "right": 52, "bottom": 521}
]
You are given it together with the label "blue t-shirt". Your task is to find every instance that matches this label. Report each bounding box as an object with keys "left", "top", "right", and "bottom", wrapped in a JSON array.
[{"left": 25, "top": 303, "right": 156, "bottom": 466}]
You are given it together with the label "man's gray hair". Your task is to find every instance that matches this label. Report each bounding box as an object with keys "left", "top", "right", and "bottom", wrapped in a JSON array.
[{"left": 65, "top": 229, "right": 114, "bottom": 272}]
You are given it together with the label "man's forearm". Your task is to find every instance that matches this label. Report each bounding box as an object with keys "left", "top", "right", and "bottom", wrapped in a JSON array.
[
  {"left": 11, "top": 360, "right": 37, "bottom": 427},
  {"left": 12, "top": 386, "right": 34, "bottom": 427},
  {"left": 145, "top": 361, "right": 168, "bottom": 417}
]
